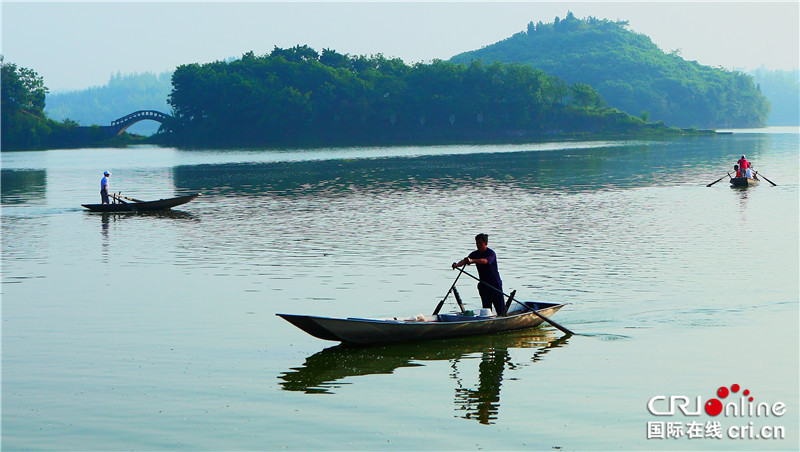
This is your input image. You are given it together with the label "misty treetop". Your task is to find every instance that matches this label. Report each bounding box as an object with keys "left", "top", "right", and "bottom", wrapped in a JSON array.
[
  {"left": 2, "top": 57, "right": 48, "bottom": 114},
  {"left": 450, "top": 13, "right": 770, "bottom": 128},
  {"left": 166, "top": 45, "right": 666, "bottom": 146},
  {"left": 748, "top": 67, "right": 800, "bottom": 126}
]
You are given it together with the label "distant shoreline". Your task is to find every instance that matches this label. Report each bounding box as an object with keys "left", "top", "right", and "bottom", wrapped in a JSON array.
[{"left": 10, "top": 126, "right": 799, "bottom": 153}]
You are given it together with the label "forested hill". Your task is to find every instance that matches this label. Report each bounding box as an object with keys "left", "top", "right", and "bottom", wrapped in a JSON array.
[
  {"left": 165, "top": 46, "right": 686, "bottom": 147},
  {"left": 450, "top": 13, "right": 770, "bottom": 129}
]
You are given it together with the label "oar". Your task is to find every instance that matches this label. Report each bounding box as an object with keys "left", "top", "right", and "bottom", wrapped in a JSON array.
[
  {"left": 457, "top": 268, "right": 575, "bottom": 336},
  {"left": 433, "top": 265, "right": 466, "bottom": 315},
  {"left": 706, "top": 173, "right": 730, "bottom": 187},
  {"left": 110, "top": 193, "right": 128, "bottom": 205},
  {"left": 754, "top": 171, "right": 777, "bottom": 186},
  {"left": 503, "top": 290, "right": 517, "bottom": 317},
  {"left": 118, "top": 194, "right": 146, "bottom": 203}
]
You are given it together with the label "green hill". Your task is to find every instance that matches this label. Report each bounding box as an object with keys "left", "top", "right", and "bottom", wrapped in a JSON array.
[
  {"left": 450, "top": 13, "right": 770, "bottom": 129},
  {"left": 164, "top": 46, "right": 687, "bottom": 147}
]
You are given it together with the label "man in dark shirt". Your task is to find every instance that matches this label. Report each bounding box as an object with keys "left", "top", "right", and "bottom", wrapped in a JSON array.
[{"left": 452, "top": 233, "right": 504, "bottom": 315}]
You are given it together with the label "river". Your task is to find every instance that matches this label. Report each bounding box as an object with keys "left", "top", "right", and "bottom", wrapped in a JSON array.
[{"left": 2, "top": 128, "right": 798, "bottom": 450}]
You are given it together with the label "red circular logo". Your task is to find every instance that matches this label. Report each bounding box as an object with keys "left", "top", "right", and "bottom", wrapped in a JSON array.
[{"left": 705, "top": 399, "right": 723, "bottom": 416}]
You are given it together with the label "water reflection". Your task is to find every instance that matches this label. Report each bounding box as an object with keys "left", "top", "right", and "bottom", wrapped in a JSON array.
[
  {"left": 1, "top": 169, "right": 47, "bottom": 205},
  {"left": 169, "top": 147, "right": 656, "bottom": 198},
  {"left": 733, "top": 185, "right": 751, "bottom": 209},
  {"left": 452, "top": 346, "right": 508, "bottom": 424},
  {"left": 93, "top": 210, "right": 200, "bottom": 261},
  {"left": 279, "top": 330, "right": 570, "bottom": 424},
  {"left": 101, "top": 213, "right": 111, "bottom": 253},
  {"left": 90, "top": 210, "right": 200, "bottom": 222},
  {"left": 170, "top": 136, "right": 772, "bottom": 199}
]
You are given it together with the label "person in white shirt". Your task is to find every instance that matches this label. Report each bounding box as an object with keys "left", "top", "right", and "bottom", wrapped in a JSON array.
[{"left": 100, "top": 171, "right": 111, "bottom": 204}]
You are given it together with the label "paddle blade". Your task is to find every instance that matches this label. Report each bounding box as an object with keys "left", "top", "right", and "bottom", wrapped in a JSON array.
[
  {"left": 759, "top": 173, "right": 777, "bottom": 186},
  {"left": 433, "top": 291, "right": 449, "bottom": 315},
  {"left": 452, "top": 287, "right": 466, "bottom": 313},
  {"left": 503, "top": 290, "right": 516, "bottom": 316},
  {"left": 706, "top": 174, "right": 728, "bottom": 187}
]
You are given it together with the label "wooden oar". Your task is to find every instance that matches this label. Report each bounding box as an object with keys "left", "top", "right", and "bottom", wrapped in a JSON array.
[
  {"left": 433, "top": 265, "right": 467, "bottom": 315},
  {"left": 110, "top": 193, "right": 128, "bottom": 205},
  {"left": 457, "top": 268, "right": 575, "bottom": 335},
  {"left": 452, "top": 287, "right": 466, "bottom": 314},
  {"left": 754, "top": 171, "right": 777, "bottom": 186},
  {"left": 706, "top": 173, "right": 730, "bottom": 187},
  {"left": 503, "top": 290, "right": 517, "bottom": 316},
  {"left": 118, "top": 194, "right": 146, "bottom": 203}
]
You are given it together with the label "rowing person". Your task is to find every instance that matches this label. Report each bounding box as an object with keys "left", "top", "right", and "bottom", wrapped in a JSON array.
[
  {"left": 100, "top": 171, "right": 111, "bottom": 204},
  {"left": 451, "top": 233, "right": 504, "bottom": 315},
  {"left": 737, "top": 155, "right": 749, "bottom": 177}
]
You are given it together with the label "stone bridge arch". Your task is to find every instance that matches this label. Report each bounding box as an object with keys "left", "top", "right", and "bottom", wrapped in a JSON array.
[{"left": 110, "top": 110, "right": 173, "bottom": 135}]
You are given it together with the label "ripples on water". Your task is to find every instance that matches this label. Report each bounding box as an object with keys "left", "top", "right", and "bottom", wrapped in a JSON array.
[
  {"left": 2, "top": 133, "right": 798, "bottom": 449},
  {"left": 3, "top": 135, "right": 796, "bottom": 321}
]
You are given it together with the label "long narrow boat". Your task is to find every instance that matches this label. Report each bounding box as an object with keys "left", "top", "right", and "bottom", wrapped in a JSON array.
[
  {"left": 277, "top": 301, "right": 566, "bottom": 345},
  {"left": 730, "top": 177, "right": 759, "bottom": 188},
  {"left": 81, "top": 193, "right": 200, "bottom": 212}
]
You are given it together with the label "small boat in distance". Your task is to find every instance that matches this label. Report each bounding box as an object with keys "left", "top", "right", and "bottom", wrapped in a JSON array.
[
  {"left": 277, "top": 301, "right": 566, "bottom": 345},
  {"left": 730, "top": 176, "right": 759, "bottom": 188},
  {"left": 82, "top": 193, "right": 200, "bottom": 212}
]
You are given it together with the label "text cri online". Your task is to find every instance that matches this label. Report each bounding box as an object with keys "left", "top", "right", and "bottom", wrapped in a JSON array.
[{"left": 647, "top": 421, "right": 786, "bottom": 440}]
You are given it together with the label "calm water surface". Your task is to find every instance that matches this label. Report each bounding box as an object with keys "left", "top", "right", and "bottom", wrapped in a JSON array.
[{"left": 2, "top": 130, "right": 798, "bottom": 450}]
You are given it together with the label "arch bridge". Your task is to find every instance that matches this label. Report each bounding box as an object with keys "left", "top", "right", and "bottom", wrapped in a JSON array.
[{"left": 110, "top": 110, "right": 173, "bottom": 135}]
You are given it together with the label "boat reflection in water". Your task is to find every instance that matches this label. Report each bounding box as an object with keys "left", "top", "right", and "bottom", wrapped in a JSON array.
[
  {"left": 95, "top": 210, "right": 201, "bottom": 262},
  {"left": 95, "top": 209, "right": 200, "bottom": 239},
  {"left": 279, "top": 329, "right": 570, "bottom": 424}
]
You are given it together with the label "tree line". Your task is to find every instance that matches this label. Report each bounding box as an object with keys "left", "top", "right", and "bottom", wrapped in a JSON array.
[
  {"left": 1, "top": 56, "right": 70, "bottom": 151},
  {"left": 2, "top": 38, "right": 694, "bottom": 151},
  {"left": 1, "top": 56, "right": 141, "bottom": 151},
  {"left": 165, "top": 45, "right": 674, "bottom": 147}
]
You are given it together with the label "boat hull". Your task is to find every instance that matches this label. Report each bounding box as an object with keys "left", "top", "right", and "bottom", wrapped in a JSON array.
[
  {"left": 277, "top": 302, "right": 566, "bottom": 345},
  {"left": 81, "top": 194, "right": 200, "bottom": 212},
  {"left": 730, "top": 177, "right": 759, "bottom": 187}
]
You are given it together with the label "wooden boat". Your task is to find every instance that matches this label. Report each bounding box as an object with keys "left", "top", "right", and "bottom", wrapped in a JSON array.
[
  {"left": 730, "top": 177, "right": 759, "bottom": 187},
  {"left": 277, "top": 301, "right": 566, "bottom": 345},
  {"left": 81, "top": 193, "right": 200, "bottom": 212}
]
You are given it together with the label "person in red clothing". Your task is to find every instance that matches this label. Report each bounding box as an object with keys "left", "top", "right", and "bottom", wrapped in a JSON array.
[{"left": 737, "top": 155, "right": 749, "bottom": 177}]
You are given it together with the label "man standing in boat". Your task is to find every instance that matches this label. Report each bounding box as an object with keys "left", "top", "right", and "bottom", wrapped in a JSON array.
[
  {"left": 737, "top": 155, "right": 749, "bottom": 177},
  {"left": 100, "top": 171, "right": 111, "bottom": 204},
  {"left": 452, "top": 233, "right": 504, "bottom": 315}
]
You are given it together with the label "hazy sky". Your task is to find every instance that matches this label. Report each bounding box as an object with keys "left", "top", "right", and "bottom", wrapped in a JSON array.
[{"left": 3, "top": 1, "right": 799, "bottom": 92}]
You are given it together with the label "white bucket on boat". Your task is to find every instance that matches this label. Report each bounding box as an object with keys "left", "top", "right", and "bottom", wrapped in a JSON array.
[{"left": 477, "top": 308, "right": 493, "bottom": 317}]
